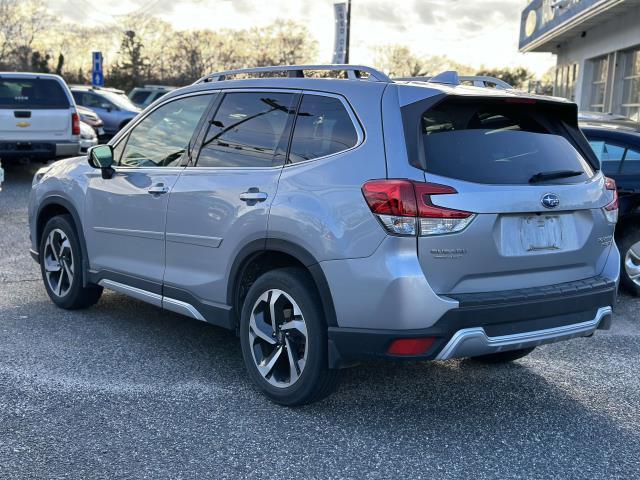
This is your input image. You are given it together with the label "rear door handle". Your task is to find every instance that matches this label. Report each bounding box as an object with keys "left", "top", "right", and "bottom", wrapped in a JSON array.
[
  {"left": 148, "top": 184, "right": 169, "bottom": 194},
  {"left": 239, "top": 189, "right": 268, "bottom": 202}
]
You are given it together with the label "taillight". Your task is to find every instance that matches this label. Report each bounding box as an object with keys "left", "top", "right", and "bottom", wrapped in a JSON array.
[
  {"left": 603, "top": 177, "right": 618, "bottom": 224},
  {"left": 71, "top": 112, "right": 80, "bottom": 136},
  {"left": 362, "top": 179, "right": 475, "bottom": 236}
]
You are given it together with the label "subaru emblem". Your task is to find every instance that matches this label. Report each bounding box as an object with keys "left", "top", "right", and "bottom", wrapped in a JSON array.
[{"left": 541, "top": 193, "right": 560, "bottom": 209}]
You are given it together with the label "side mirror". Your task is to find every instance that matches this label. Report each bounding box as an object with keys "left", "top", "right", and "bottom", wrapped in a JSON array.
[{"left": 88, "top": 145, "right": 115, "bottom": 179}]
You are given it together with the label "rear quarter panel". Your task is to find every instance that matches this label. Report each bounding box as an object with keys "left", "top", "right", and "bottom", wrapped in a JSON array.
[{"left": 268, "top": 84, "right": 388, "bottom": 262}]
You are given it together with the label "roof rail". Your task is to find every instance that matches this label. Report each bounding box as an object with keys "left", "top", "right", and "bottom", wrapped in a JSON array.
[
  {"left": 194, "top": 64, "right": 392, "bottom": 84},
  {"left": 394, "top": 74, "right": 513, "bottom": 90}
]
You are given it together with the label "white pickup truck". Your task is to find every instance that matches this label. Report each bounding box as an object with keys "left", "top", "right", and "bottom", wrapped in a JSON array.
[{"left": 0, "top": 73, "right": 81, "bottom": 165}]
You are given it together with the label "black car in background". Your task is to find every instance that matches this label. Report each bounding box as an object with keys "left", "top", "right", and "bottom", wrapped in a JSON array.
[{"left": 582, "top": 125, "right": 640, "bottom": 295}]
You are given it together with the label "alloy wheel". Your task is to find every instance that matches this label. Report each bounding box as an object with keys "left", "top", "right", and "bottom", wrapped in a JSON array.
[
  {"left": 43, "top": 228, "right": 74, "bottom": 297},
  {"left": 248, "top": 289, "right": 308, "bottom": 388},
  {"left": 625, "top": 241, "right": 640, "bottom": 288}
]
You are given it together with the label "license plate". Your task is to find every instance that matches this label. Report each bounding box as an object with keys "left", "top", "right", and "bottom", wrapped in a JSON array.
[{"left": 520, "top": 215, "right": 562, "bottom": 251}]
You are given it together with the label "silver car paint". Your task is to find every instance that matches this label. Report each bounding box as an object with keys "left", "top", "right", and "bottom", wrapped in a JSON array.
[
  {"left": 84, "top": 167, "right": 183, "bottom": 285},
  {"left": 164, "top": 166, "right": 281, "bottom": 305},
  {"left": 29, "top": 76, "right": 620, "bottom": 335}
]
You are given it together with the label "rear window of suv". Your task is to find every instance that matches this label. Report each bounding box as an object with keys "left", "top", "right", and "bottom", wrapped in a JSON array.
[
  {"left": 419, "top": 98, "right": 594, "bottom": 185},
  {"left": 0, "top": 78, "right": 70, "bottom": 109}
]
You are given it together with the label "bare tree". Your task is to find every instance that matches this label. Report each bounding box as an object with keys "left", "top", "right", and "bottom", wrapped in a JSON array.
[{"left": 0, "top": 0, "right": 50, "bottom": 70}]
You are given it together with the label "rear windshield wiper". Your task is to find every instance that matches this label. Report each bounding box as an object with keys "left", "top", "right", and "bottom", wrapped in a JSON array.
[{"left": 529, "top": 170, "right": 583, "bottom": 184}]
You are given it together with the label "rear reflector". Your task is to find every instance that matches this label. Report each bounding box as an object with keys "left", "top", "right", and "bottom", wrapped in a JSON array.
[
  {"left": 362, "top": 179, "right": 475, "bottom": 236},
  {"left": 387, "top": 337, "right": 436, "bottom": 356}
]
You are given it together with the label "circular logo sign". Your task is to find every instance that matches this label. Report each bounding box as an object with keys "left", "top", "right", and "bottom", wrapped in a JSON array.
[
  {"left": 525, "top": 10, "right": 537, "bottom": 37},
  {"left": 541, "top": 193, "right": 560, "bottom": 209}
]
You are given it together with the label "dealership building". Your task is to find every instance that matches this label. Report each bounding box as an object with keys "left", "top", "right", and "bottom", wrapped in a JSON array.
[{"left": 520, "top": 0, "right": 640, "bottom": 124}]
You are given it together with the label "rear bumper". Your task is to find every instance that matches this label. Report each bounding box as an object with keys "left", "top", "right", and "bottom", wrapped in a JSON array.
[
  {"left": 0, "top": 141, "right": 79, "bottom": 160},
  {"left": 327, "top": 275, "right": 617, "bottom": 368},
  {"left": 435, "top": 306, "right": 612, "bottom": 360}
]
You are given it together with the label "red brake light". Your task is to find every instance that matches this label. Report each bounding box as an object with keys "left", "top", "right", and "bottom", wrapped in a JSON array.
[
  {"left": 503, "top": 97, "right": 537, "bottom": 104},
  {"left": 362, "top": 179, "right": 475, "bottom": 236},
  {"left": 387, "top": 337, "right": 436, "bottom": 356},
  {"left": 362, "top": 180, "right": 417, "bottom": 216},
  {"left": 414, "top": 183, "right": 472, "bottom": 219},
  {"left": 71, "top": 112, "right": 80, "bottom": 136}
]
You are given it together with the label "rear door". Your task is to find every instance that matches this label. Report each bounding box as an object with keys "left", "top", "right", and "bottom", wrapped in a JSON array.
[
  {"left": 163, "top": 90, "right": 298, "bottom": 317},
  {"left": 408, "top": 97, "right": 614, "bottom": 294},
  {"left": 0, "top": 77, "right": 72, "bottom": 140}
]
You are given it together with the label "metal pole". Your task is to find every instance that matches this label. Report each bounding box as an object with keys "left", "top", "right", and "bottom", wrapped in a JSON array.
[{"left": 345, "top": 0, "right": 352, "bottom": 64}]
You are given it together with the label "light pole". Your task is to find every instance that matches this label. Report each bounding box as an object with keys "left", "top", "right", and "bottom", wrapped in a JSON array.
[{"left": 345, "top": 0, "right": 352, "bottom": 64}]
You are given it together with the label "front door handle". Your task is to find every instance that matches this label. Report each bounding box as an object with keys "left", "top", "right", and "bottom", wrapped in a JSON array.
[
  {"left": 239, "top": 188, "right": 268, "bottom": 202},
  {"left": 148, "top": 184, "right": 169, "bottom": 194}
]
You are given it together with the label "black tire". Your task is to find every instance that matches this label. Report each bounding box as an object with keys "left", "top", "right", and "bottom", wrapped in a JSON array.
[
  {"left": 618, "top": 228, "right": 640, "bottom": 296},
  {"left": 471, "top": 347, "right": 536, "bottom": 364},
  {"left": 239, "top": 267, "right": 340, "bottom": 406},
  {"left": 39, "top": 214, "right": 103, "bottom": 309}
]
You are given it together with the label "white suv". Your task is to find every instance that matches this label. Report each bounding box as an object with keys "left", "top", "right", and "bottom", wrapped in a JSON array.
[{"left": 0, "top": 73, "right": 80, "bottom": 164}]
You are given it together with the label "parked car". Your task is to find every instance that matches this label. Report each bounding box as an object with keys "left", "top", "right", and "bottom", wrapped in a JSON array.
[
  {"left": 579, "top": 111, "right": 639, "bottom": 130},
  {"left": 582, "top": 125, "right": 640, "bottom": 295},
  {"left": 129, "top": 85, "right": 175, "bottom": 109},
  {"left": 70, "top": 86, "right": 140, "bottom": 136},
  {"left": 78, "top": 121, "right": 98, "bottom": 153},
  {"left": 29, "top": 65, "right": 619, "bottom": 406},
  {"left": 76, "top": 105, "right": 105, "bottom": 138},
  {"left": 0, "top": 72, "right": 80, "bottom": 163}
]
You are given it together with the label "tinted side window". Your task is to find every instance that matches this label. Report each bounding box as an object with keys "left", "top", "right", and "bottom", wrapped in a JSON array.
[
  {"left": 589, "top": 140, "right": 622, "bottom": 175},
  {"left": 622, "top": 147, "right": 640, "bottom": 174},
  {"left": 119, "top": 94, "right": 212, "bottom": 168},
  {"left": 0, "top": 79, "right": 70, "bottom": 109},
  {"left": 196, "top": 92, "right": 295, "bottom": 168},
  {"left": 288, "top": 95, "right": 358, "bottom": 163},
  {"left": 131, "top": 91, "right": 151, "bottom": 105}
]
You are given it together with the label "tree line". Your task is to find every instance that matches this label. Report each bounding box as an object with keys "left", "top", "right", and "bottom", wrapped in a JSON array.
[{"left": 0, "top": 0, "right": 550, "bottom": 92}]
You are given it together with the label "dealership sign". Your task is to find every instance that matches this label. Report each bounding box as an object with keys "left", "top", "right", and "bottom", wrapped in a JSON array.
[{"left": 519, "top": 0, "right": 603, "bottom": 51}]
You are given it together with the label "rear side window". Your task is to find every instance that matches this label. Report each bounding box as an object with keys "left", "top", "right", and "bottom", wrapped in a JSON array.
[
  {"left": 131, "top": 91, "right": 151, "bottom": 105},
  {"left": 418, "top": 99, "right": 594, "bottom": 185},
  {"left": 588, "top": 140, "right": 624, "bottom": 174},
  {"left": 0, "top": 78, "right": 70, "bottom": 109},
  {"left": 623, "top": 148, "right": 640, "bottom": 174},
  {"left": 197, "top": 92, "right": 296, "bottom": 168},
  {"left": 288, "top": 95, "right": 358, "bottom": 163}
]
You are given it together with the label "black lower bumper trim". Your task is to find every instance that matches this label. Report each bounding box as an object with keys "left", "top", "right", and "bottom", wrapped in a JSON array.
[{"left": 327, "top": 276, "right": 617, "bottom": 368}]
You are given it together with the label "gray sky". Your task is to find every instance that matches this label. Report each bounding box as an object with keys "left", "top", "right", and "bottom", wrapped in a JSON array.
[{"left": 48, "top": 0, "right": 555, "bottom": 75}]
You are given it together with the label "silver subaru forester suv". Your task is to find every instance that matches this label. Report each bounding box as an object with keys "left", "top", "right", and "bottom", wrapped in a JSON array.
[{"left": 29, "top": 65, "right": 620, "bottom": 405}]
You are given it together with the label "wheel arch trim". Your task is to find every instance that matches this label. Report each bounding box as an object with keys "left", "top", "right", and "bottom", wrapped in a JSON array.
[
  {"left": 227, "top": 238, "right": 338, "bottom": 328},
  {"left": 36, "top": 195, "right": 90, "bottom": 286}
]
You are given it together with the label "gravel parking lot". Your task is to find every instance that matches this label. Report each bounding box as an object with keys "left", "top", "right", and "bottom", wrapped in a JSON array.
[{"left": 1, "top": 162, "right": 639, "bottom": 479}]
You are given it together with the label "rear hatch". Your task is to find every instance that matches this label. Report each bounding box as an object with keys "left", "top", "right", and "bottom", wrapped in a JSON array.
[
  {"left": 408, "top": 96, "right": 616, "bottom": 294},
  {"left": 0, "top": 77, "right": 72, "bottom": 141}
]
